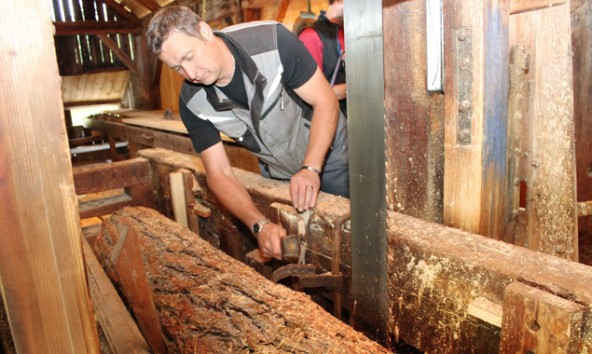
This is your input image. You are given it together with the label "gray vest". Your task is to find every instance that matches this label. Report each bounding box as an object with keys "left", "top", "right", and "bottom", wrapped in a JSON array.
[{"left": 183, "top": 21, "right": 348, "bottom": 180}]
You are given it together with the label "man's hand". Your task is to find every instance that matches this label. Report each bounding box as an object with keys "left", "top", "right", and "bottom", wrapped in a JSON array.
[
  {"left": 256, "top": 222, "right": 287, "bottom": 260},
  {"left": 290, "top": 169, "right": 321, "bottom": 212}
]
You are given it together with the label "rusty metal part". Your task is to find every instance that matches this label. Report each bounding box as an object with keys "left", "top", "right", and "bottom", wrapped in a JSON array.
[
  {"left": 270, "top": 264, "right": 344, "bottom": 295},
  {"left": 271, "top": 264, "right": 316, "bottom": 283},
  {"left": 281, "top": 235, "right": 300, "bottom": 263}
]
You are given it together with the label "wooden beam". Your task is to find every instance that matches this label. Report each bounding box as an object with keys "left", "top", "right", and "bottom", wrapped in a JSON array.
[
  {"left": 73, "top": 157, "right": 151, "bottom": 195},
  {"left": 0, "top": 0, "right": 100, "bottom": 351},
  {"left": 102, "top": 0, "right": 140, "bottom": 22},
  {"left": 83, "top": 238, "right": 151, "bottom": 354},
  {"left": 510, "top": 3, "right": 578, "bottom": 261},
  {"left": 135, "top": 0, "right": 160, "bottom": 11},
  {"left": 509, "top": 0, "right": 566, "bottom": 14},
  {"left": 387, "top": 208, "right": 592, "bottom": 352},
  {"left": 96, "top": 33, "right": 140, "bottom": 75},
  {"left": 383, "top": 1, "right": 445, "bottom": 222},
  {"left": 500, "top": 282, "right": 583, "bottom": 353},
  {"left": 53, "top": 20, "right": 142, "bottom": 35},
  {"left": 443, "top": 0, "right": 510, "bottom": 240}
]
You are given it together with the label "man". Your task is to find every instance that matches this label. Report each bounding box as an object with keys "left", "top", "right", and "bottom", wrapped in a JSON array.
[
  {"left": 146, "top": 6, "right": 348, "bottom": 261},
  {"left": 297, "top": 0, "right": 346, "bottom": 116}
]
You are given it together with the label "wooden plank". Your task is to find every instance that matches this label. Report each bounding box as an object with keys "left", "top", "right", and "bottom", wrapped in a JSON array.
[
  {"left": 82, "top": 238, "right": 151, "bottom": 354},
  {"left": 500, "top": 282, "right": 583, "bottom": 353},
  {"left": 510, "top": 3, "right": 578, "bottom": 261},
  {"left": 169, "top": 171, "right": 188, "bottom": 227},
  {"left": 0, "top": 0, "right": 100, "bottom": 352},
  {"left": 443, "top": 0, "right": 510, "bottom": 241},
  {"left": 109, "top": 219, "right": 168, "bottom": 354},
  {"left": 383, "top": 1, "right": 445, "bottom": 222},
  {"left": 79, "top": 192, "right": 134, "bottom": 219},
  {"left": 73, "top": 157, "right": 152, "bottom": 195}
]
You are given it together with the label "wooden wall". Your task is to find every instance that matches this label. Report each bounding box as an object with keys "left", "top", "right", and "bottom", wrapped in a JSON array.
[{"left": 62, "top": 71, "right": 130, "bottom": 107}]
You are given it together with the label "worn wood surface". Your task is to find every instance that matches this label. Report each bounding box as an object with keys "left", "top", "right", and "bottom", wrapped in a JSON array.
[
  {"left": 387, "top": 210, "right": 592, "bottom": 353},
  {"left": 572, "top": 0, "right": 592, "bottom": 266},
  {"left": 85, "top": 112, "right": 260, "bottom": 173},
  {"left": 83, "top": 238, "right": 151, "bottom": 354},
  {"left": 443, "top": 0, "right": 510, "bottom": 241},
  {"left": 0, "top": 0, "right": 100, "bottom": 351},
  {"left": 136, "top": 148, "right": 356, "bottom": 311},
  {"left": 93, "top": 207, "right": 390, "bottom": 353},
  {"left": 510, "top": 0, "right": 566, "bottom": 13},
  {"left": 383, "top": 0, "right": 445, "bottom": 223},
  {"left": 500, "top": 282, "right": 583, "bottom": 353},
  {"left": 510, "top": 3, "right": 578, "bottom": 261}
]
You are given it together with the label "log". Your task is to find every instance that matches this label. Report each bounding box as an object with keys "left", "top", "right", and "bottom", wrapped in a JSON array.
[{"left": 92, "top": 207, "right": 390, "bottom": 354}]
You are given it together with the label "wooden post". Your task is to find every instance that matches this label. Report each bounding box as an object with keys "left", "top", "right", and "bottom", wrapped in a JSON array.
[
  {"left": 443, "top": 0, "right": 510, "bottom": 241},
  {"left": 500, "top": 282, "right": 583, "bottom": 353},
  {"left": 509, "top": 2, "right": 578, "bottom": 261},
  {"left": 0, "top": 0, "right": 99, "bottom": 352},
  {"left": 383, "top": 1, "right": 445, "bottom": 223}
]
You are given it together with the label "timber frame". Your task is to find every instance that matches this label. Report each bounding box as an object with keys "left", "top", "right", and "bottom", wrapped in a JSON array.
[{"left": 72, "top": 148, "right": 592, "bottom": 352}]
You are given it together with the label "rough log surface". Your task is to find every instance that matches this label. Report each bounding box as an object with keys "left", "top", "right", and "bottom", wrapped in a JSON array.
[{"left": 93, "top": 207, "right": 390, "bottom": 354}]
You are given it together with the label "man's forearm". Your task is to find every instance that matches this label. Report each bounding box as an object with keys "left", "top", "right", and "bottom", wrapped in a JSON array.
[{"left": 206, "top": 171, "right": 265, "bottom": 229}]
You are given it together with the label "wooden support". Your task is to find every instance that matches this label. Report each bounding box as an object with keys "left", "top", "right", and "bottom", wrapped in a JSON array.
[
  {"left": 93, "top": 207, "right": 390, "bottom": 353},
  {"left": 82, "top": 238, "right": 151, "bottom": 354},
  {"left": 73, "top": 158, "right": 151, "bottom": 195},
  {"left": 169, "top": 171, "right": 189, "bottom": 227},
  {"left": 388, "top": 209, "right": 592, "bottom": 352},
  {"left": 443, "top": 0, "right": 510, "bottom": 241},
  {"left": 500, "top": 282, "right": 583, "bottom": 353},
  {"left": 510, "top": 2, "right": 578, "bottom": 261},
  {"left": 73, "top": 158, "right": 156, "bottom": 218},
  {"left": 383, "top": 1, "right": 445, "bottom": 222},
  {"left": 0, "top": 0, "right": 100, "bottom": 351},
  {"left": 106, "top": 219, "right": 168, "bottom": 354}
]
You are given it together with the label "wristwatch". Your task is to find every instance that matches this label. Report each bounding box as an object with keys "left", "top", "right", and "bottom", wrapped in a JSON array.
[{"left": 251, "top": 218, "right": 271, "bottom": 234}]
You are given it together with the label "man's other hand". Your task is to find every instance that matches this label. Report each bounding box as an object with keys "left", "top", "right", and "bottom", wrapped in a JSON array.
[
  {"left": 290, "top": 169, "right": 321, "bottom": 212},
  {"left": 256, "top": 222, "right": 287, "bottom": 261}
]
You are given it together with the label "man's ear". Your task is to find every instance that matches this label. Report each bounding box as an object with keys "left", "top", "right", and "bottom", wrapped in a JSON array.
[{"left": 198, "top": 21, "right": 213, "bottom": 41}]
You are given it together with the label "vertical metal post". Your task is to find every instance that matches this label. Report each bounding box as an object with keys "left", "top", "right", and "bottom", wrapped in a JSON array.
[{"left": 344, "top": 0, "right": 388, "bottom": 342}]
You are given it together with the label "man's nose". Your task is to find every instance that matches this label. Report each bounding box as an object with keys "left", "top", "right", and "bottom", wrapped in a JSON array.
[{"left": 180, "top": 65, "right": 197, "bottom": 81}]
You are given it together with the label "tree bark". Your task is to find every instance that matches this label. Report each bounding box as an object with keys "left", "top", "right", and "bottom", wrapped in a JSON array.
[{"left": 93, "top": 207, "right": 390, "bottom": 354}]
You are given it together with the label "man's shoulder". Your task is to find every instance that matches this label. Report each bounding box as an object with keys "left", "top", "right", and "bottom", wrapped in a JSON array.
[{"left": 179, "top": 82, "right": 204, "bottom": 103}]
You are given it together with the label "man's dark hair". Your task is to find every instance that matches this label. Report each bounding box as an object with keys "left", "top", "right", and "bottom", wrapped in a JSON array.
[{"left": 146, "top": 6, "right": 203, "bottom": 55}]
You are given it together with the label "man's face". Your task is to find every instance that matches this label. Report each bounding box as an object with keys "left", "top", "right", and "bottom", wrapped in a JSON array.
[{"left": 159, "top": 29, "right": 220, "bottom": 86}]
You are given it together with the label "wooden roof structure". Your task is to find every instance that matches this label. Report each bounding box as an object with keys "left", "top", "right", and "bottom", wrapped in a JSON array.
[{"left": 52, "top": 0, "right": 289, "bottom": 106}]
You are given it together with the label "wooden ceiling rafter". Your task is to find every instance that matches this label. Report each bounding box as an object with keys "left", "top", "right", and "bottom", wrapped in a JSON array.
[
  {"left": 134, "top": 0, "right": 161, "bottom": 12},
  {"left": 96, "top": 34, "right": 140, "bottom": 75},
  {"left": 53, "top": 20, "right": 142, "bottom": 35},
  {"left": 101, "top": 0, "right": 141, "bottom": 23}
]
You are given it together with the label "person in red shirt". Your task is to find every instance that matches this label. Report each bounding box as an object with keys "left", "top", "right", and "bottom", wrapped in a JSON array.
[{"left": 297, "top": 0, "right": 347, "bottom": 116}]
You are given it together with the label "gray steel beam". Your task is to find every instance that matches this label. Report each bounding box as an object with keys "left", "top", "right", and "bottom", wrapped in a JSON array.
[{"left": 344, "top": 0, "right": 388, "bottom": 342}]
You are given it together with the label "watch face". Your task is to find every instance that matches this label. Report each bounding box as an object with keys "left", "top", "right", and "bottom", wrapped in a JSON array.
[{"left": 252, "top": 223, "right": 261, "bottom": 234}]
